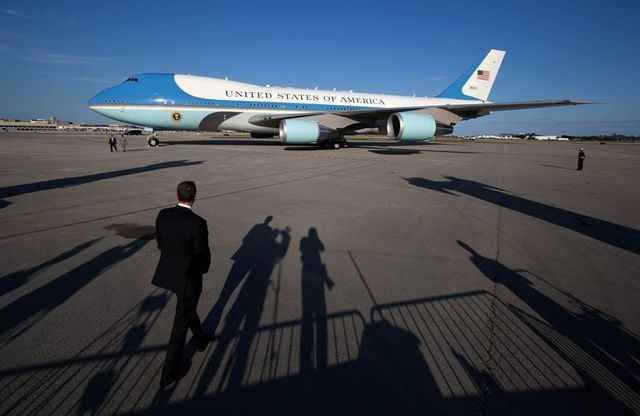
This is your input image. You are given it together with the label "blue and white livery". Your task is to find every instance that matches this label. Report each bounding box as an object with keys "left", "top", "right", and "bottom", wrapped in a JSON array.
[{"left": 88, "top": 50, "right": 589, "bottom": 148}]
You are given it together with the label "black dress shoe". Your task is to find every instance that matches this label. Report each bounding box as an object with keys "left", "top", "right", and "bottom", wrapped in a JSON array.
[
  {"left": 197, "top": 333, "right": 214, "bottom": 352},
  {"left": 160, "top": 361, "right": 192, "bottom": 389}
]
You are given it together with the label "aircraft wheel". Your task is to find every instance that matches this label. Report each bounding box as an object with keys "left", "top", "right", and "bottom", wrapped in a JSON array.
[{"left": 148, "top": 137, "right": 160, "bottom": 147}]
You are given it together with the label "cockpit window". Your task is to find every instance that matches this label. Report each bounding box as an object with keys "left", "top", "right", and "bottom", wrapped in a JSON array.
[{"left": 125, "top": 77, "right": 139, "bottom": 83}]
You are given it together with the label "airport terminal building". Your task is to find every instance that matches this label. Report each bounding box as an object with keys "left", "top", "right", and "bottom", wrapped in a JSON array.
[{"left": 0, "top": 118, "right": 126, "bottom": 133}]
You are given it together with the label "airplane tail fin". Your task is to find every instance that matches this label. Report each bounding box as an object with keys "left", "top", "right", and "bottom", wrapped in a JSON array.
[{"left": 437, "top": 49, "right": 506, "bottom": 102}]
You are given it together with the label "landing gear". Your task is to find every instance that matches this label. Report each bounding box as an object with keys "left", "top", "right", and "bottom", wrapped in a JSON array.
[
  {"left": 319, "top": 138, "right": 349, "bottom": 150},
  {"left": 147, "top": 135, "right": 160, "bottom": 147}
]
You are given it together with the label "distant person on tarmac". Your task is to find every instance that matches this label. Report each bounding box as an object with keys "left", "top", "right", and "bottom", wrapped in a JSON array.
[
  {"left": 109, "top": 135, "right": 118, "bottom": 152},
  {"left": 121, "top": 134, "right": 128, "bottom": 152},
  {"left": 577, "top": 148, "right": 585, "bottom": 170}
]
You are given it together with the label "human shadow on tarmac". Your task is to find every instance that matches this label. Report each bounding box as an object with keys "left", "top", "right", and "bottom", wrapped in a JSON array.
[
  {"left": 404, "top": 176, "right": 640, "bottom": 255},
  {"left": 203, "top": 216, "right": 277, "bottom": 334},
  {"left": 299, "top": 227, "right": 334, "bottom": 373},
  {"left": 0, "top": 238, "right": 150, "bottom": 343},
  {"left": 192, "top": 221, "right": 290, "bottom": 395},
  {"left": 0, "top": 160, "right": 203, "bottom": 202},
  {"left": 539, "top": 164, "right": 577, "bottom": 171},
  {"left": 458, "top": 240, "right": 640, "bottom": 415},
  {"left": 0, "top": 238, "right": 102, "bottom": 296}
]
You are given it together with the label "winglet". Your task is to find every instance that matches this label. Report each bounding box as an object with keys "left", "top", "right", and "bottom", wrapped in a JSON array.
[{"left": 437, "top": 49, "right": 506, "bottom": 102}]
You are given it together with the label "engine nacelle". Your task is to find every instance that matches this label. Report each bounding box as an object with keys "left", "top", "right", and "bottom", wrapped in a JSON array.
[
  {"left": 279, "top": 119, "right": 320, "bottom": 144},
  {"left": 387, "top": 112, "right": 436, "bottom": 142}
]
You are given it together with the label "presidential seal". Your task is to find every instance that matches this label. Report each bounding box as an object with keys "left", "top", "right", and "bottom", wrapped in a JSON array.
[{"left": 171, "top": 112, "right": 182, "bottom": 121}]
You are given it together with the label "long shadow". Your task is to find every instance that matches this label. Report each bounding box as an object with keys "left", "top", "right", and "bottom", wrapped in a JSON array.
[
  {"left": 0, "top": 238, "right": 150, "bottom": 341},
  {"left": 299, "top": 227, "right": 335, "bottom": 373},
  {"left": 0, "top": 160, "right": 203, "bottom": 200},
  {"left": 368, "top": 148, "right": 480, "bottom": 155},
  {"left": 76, "top": 292, "right": 168, "bottom": 416},
  {"left": 194, "top": 223, "right": 290, "bottom": 394},
  {"left": 369, "top": 149, "right": 423, "bottom": 155},
  {"left": 350, "top": 141, "right": 461, "bottom": 148},
  {"left": 147, "top": 309, "right": 442, "bottom": 416},
  {"left": 0, "top": 238, "right": 102, "bottom": 296},
  {"left": 203, "top": 216, "right": 276, "bottom": 335},
  {"left": 162, "top": 139, "right": 282, "bottom": 146},
  {"left": 6, "top": 285, "right": 640, "bottom": 414},
  {"left": 0, "top": 290, "right": 170, "bottom": 416},
  {"left": 405, "top": 176, "right": 640, "bottom": 255},
  {"left": 458, "top": 240, "right": 640, "bottom": 415},
  {"left": 145, "top": 290, "right": 604, "bottom": 415},
  {"left": 539, "top": 164, "right": 576, "bottom": 171}
]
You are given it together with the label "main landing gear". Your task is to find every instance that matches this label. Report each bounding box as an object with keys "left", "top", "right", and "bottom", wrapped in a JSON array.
[
  {"left": 147, "top": 134, "right": 160, "bottom": 147},
  {"left": 319, "top": 138, "right": 349, "bottom": 150}
]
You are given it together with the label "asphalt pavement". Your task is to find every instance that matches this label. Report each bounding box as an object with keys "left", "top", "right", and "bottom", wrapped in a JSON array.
[{"left": 1, "top": 132, "right": 639, "bottom": 415}]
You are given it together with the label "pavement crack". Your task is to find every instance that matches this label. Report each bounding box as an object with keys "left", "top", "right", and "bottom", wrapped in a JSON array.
[{"left": 478, "top": 144, "right": 507, "bottom": 416}]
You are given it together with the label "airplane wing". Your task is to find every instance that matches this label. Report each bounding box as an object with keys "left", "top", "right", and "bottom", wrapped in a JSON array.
[{"left": 248, "top": 100, "right": 593, "bottom": 131}]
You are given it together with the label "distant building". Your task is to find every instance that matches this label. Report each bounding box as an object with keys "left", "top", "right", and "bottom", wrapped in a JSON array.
[
  {"left": 0, "top": 118, "right": 129, "bottom": 133},
  {"left": 464, "top": 134, "right": 521, "bottom": 140},
  {"left": 0, "top": 119, "right": 58, "bottom": 132},
  {"left": 533, "top": 135, "right": 569, "bottom": 141}
]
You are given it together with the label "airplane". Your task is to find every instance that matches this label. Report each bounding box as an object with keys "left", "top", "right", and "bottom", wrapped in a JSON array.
[{"left": 88, "top": 49, "right": 590, "bottom": 149}]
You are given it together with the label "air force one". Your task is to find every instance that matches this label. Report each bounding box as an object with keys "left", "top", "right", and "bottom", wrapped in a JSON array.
[{"left": 88, "top": 49, "right": 590, "bottom": 148}]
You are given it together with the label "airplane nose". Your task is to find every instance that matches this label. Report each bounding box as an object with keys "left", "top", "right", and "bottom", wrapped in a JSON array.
[{"left": 88, "top": 90, "right": 106, "bottom": 108}]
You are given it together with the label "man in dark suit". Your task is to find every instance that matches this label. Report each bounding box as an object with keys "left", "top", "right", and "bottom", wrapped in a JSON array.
[
  {"left": 108, "top": 135, "right": 118, "bottom": 152},
  {"left": 577, "top": 148, "right": 586, "bottom": 170},
  {"left": 152, "top": 181, "right": 212, "bottom": 388}
]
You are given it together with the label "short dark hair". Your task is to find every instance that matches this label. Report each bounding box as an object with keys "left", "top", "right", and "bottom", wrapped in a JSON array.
[{"left": 177, "top": 181, "right": 197, "bottom": 202}]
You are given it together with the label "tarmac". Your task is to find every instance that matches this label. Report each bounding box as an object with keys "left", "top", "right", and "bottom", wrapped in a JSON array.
[{"left": 0, "top": 132, "right": 639, "bottom": 415}]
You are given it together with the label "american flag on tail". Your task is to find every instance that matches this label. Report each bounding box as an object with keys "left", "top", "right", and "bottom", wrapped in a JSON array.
[{"left": 477, "top": 70, "right": 490, "bottom": 81}]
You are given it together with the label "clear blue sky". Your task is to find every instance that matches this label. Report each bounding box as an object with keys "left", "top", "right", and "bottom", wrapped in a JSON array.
[{"left": 1, "top": 0, "right": 639, "bottom": 135}]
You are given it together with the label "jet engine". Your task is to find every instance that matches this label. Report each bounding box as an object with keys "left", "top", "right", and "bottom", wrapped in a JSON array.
[
  {"left": 279, "top": 119, "right": 320, "bottom": 144},
  {"left": 387, "top": 112, "right": 436, "bottom": 142}
]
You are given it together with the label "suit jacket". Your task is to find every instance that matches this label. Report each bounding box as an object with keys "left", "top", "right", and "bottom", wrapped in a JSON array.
[{"left": 152, "top": 205, "right": 211, "bottom": 295}]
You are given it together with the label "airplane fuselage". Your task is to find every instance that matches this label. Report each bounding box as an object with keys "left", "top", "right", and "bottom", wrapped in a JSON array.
[
  {"left": 88, "top": 50, "right": 590, "bottom": 148},
  {"left": 88, "top": 74, "right": 479, "bottom": 134}
]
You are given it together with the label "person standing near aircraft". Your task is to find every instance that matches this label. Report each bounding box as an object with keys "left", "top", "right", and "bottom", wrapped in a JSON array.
[
  {"left": 578, "top": 148, "right": 586, "bottom": 170},
  {"left": 152, "top": 181, "right": 212, "bottom": 388},
  {"left": 121, "top": 134, "right": 128, "bottom": 152},
  {"left": 108, "top": 134, "right": 118, "bottom": 152}
]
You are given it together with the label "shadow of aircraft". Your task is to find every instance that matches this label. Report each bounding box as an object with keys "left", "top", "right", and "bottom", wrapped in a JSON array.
[
  {"left": 405, "top": 176, "right": 640, "bottom": 255},
  {"left": 162, "top": 139, "right": 282, "bottom": 146},
  {"left": 368, "top": 149, "right": 423, "bottom": 155}
]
